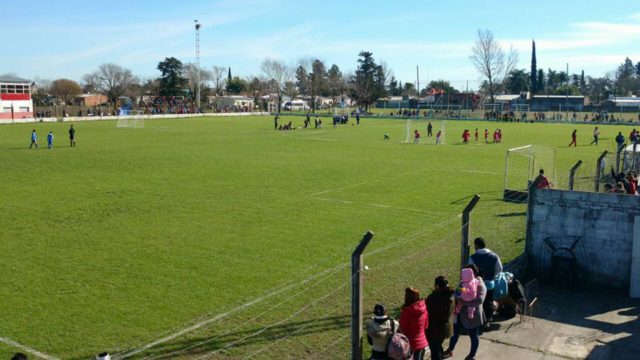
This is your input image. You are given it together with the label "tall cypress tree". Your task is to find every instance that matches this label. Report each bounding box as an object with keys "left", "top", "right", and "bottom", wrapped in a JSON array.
[
  {"left": 537, "top": 69, "right": 545, "bottom": 94},
  {"left": 530, "top": 40, "right": 537, "bottom": 94},
  {"left": 228, "top": 67, "right": 232, "bottom": 83}
]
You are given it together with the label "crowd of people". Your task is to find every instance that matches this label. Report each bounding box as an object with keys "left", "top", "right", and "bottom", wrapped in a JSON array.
[{"left": 366, "top": 238, "right": 515, "bottom": 360}]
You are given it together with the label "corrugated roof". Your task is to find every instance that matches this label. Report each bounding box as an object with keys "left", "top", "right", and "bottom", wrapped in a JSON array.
[{"left": 0, "top": 75, "right": 31, "bottom": 83}]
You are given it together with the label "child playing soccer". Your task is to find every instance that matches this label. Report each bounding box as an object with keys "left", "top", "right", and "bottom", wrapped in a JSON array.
[
  {"left": 435, "top": 130, "right": 442, "bottom": 145},
  {"left": 484, "top": 129, "right": 489, "bottom": 144},
  {"left": 454, "top": 268, "right": 479, "bottom": 319},
  {"left": 47, "top": 131, "right": 54, "bottom": 149}
]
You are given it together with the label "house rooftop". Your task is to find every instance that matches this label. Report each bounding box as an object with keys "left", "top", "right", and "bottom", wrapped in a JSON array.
[{"left": 0, "top": 75, "right": 31, "bottom": 83}]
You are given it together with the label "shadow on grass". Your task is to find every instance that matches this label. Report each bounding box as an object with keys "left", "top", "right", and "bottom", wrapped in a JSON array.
[
  {"left": 496, "top": 212, "right": 527, "bottom": 218},
  {"left": 450, "top": 191, "right": 502, "bottom": 205},
  {"left": 86, "top": 314, "right": 350, "bottom": 360}
]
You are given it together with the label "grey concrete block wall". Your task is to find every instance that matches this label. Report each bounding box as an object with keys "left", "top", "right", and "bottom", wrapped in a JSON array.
[{"left": 528, "top": 189, "right": 640, "bottom": 288}]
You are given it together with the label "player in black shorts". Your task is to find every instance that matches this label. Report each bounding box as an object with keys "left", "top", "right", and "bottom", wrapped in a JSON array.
[{"left": 69, "top": 125, "right": 76, "bottom": 147}]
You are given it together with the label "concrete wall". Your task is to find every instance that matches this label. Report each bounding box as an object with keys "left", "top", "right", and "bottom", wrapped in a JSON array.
[{"left": 528, "top": 189, "right": 640, "bottom": 288}]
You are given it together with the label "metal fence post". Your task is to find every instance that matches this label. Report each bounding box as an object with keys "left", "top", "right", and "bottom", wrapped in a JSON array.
[
  {"left": 616, "top": 143, "right": 626, "bottom": 174},
  {"left": 461, "top": 195, "right": 481, "bottom": 270},
  {"left": 568, "top": 160, "right": 583, "bottom": 190},
  {"left": 595, "top": 150, "right": 609, "bottom": 192},
  {"left": 351, "top": 230, "right": 374, "bottom": 360}
]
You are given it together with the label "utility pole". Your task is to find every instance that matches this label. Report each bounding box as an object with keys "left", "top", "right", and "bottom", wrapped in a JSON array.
[{"left": 195, "top": 20, "right": 201, "bottom": 110}]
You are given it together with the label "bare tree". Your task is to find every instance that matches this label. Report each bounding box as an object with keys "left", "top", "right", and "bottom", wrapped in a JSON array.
[
  {"left": 470, "top": 29, "right": 518, "bottom": 103},
  {"left": 50, "top": 79, "right": 82, "bottom": 105},
  {"left": 183, "top": 63, "right": 212, "bottom": 103},
  {"left": 261, "top": 59, "right": 293, "bottom": 113},
  {"left": 211, "top": 66, "right": 227, "bottom": 96},
  {"left": 83, "top": 63, "right": 138, "bottom": 109}
]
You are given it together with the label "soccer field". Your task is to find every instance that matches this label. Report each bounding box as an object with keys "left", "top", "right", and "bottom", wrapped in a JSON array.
[{"left": 0, "top": 115, "right": 625, "bottom": 359}]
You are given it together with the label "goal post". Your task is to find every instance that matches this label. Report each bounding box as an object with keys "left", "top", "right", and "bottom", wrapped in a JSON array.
[
  {"left": 401, "top": 120, "right": 446, "bottom": 145},
  {"left": 116, "top": 113, "right": 145, "bottom": 128},
  {"left": 503, "top": 145, "right": 556, "bottom": 202}
]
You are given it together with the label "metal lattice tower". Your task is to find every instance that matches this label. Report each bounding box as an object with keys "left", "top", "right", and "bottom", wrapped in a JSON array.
[{"left": 195, "top": 20, "right": 201, "bottom": 109}]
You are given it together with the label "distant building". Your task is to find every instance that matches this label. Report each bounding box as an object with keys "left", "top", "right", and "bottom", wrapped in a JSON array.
[
  {"left": 209, "top": 95, "right": 254, "bottom": 111},
  {"left": 0, "top": 75, "right": 33, "bottom": 120},
  {"left": 74, "top": 94, "right": 108, "bottom": 107},
  {"left": 530, "top": 95, "right": 586, "bottom": 111},
  {"left": 605, "top": 96, "right": 640, "bottom": 112}
]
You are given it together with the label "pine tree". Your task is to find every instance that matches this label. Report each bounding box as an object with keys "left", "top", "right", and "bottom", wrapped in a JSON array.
[
  {"left": 530, "top": 40, "right": 537, "bottom": 93},
  {"left": 537, "top": 69, "right": 544, "bottom": 94},
  {"left": 580, "top": 70, "right": 586, "bottom": 93},
  {"left": 228, "top": 67, "right": 232, "bottom": 83}
]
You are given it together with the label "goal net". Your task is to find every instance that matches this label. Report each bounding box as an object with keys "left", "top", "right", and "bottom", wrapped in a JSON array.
[
  {"left": 116, "top": 113, "right": 145, "bottom": 128},
  {"left": 401, "top": 120, "right": 446, "bottom": 145},
  {"left": 503, "top": 145, "right": 556, "bottom": 202}
]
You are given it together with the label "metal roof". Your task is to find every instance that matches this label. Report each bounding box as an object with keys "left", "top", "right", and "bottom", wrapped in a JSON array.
[{"left": 0, "top": 75, "right": 31, "bottom": 83}]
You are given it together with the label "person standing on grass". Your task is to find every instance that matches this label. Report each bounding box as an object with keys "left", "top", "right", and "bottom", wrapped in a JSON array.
[
  {"left": 356, "top": 112, "right": 360, "bottom": 125},
  {"left": 443, "top": 265, "right": 486, "bottom": 360},
  {"left": 435, "top": 130, "right": 442, "bottom": 145},
  {"left": 569, "top": 129, "right": 577, "bottom": 147},
  {"left": 483, "top": 129, "right": 488, "bottom": 144},
  {"left": 616, "top": 132, "right": 625, "bottom": 152},
  {"left": 366, "top": 303, "right": 399, "bottom": 360},
  {"left": 590, "top": 126, "right": 600, "bottom": 145},
  {"left": 474, "top": 128, "right": 478, "bottom": 141},
  {"left": 274, "top": 113, "right": 279, "bottom": 130},
  {"left": 400, "top": 287, "right": 429, "bottom": 360},
  {"left": 427, "top": 122, "right": 433, "bottom": 137},
  {"left": 69, "top": 125, "right": 76, "bottom": 147},
  {"left": 468, "top": 238, "right": 502, "bottom": 330},
  {"left": 426, "top": 276, "right": 454, "bottom": 360},
  {"left": 414, "top": 129, "right": 421, "bottom": 144},
  {"left": 29, "top": 129, "right": 38, "bottom": 149},
  {"left": 47, "top": 131, "right": 54, "bottom": 149}
]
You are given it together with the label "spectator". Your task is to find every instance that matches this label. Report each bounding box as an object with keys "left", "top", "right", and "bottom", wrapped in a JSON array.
[
  {"left": 399, "top": 287, "right": 429, "bottom": 360},
  {"left": 468, "top": 237, "right": 503, "bottom": 329},
  {"left": 536, "top": 169, "right": 552, "bottom": 189},
  {"left": 616, "top": 132, "right": 626, "bottom": 152},
  {"left": 365, "top": 303, "right": 399, "bottom": 360},
  {"left": 443, "top": 264, "right": 486, "bottom": 360},
  {"left": 590, "top": 126, "right": 600, "bottom": 145},
  {"left": 569, "top": 129, "right": 577, "bottom": 147},
  {"left": 11, "top": 353, "right": 28, "bottom": 360},
  {"left": 426, "top": 276, "right": 454, "bottom": 360},
  {"left": 626, "top": 171, "right": 638, "bottom": 195}
]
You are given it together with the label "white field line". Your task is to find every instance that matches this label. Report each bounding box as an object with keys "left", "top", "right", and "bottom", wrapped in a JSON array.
[
  {"left": 299, "top": 138, "right": 338, "bottom": 142},
  {"left": 308, "top": 182, "right": 366, "bottom": 197},
  {"left": 116, "top": 265, "right": 343, "bottom": 359},
  {"left": 0, "top": 337, "right": 60, "bottom": 360},
  {"left": 315, "top": 197, "right": 440, "bottom": 214}
]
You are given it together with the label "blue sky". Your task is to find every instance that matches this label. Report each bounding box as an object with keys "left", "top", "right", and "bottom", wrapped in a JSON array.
[{"left": 3, "top": 0, "right": 640, "bottom": 90}]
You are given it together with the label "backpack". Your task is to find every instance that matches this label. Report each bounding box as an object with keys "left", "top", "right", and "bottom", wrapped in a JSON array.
[{"left": 386, "top": 319, "right": 412, "bottom": 360}]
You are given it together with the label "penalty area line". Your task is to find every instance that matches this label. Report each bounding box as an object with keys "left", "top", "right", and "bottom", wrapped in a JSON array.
[
  {"left": 0, "top": 336, "right": 60, "bottom": 360},
  {"left": 315, "top": 197, "right": 441, "bottom": 214}
]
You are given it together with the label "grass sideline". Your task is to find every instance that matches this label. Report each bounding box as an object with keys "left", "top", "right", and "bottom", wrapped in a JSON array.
[{"left": 0, "top": 115, "right": 627, "bottom": 359}]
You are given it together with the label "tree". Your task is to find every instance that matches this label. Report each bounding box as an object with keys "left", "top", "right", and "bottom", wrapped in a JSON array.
[
  {"left": 388, "top": 76, "right": 400, "bottom": 96},
  {"left": 615, "top": 57, "right": 637, "bottom": 95},
  {"left": 402, "top": 82, "right": 417, "bottom": 97},
  {"left": 636, "top": 62, "right": 640, "bottom": 77},
  {"left": 530, "top": 40, "right": 537, "bottom": 93},
  {"left": 580, "top": 70, "right": 586, "bottom": 93},
  {"left": 225, "top": 77, "right": 246, "bottom": 95},
  {"left": 470, "top": 29, "right": 518, "bottom": 103},
  {"left": 157, "top": 57, "right": 187, "bottom": 96},
  {"left": 308, "top": 59, "right": 328, "bottom": 111},
  {"left": 327, "top": 64, "right": 345, "bottom": 104},
  {"left": 211, "top": 66, "right": 226, "bottom": 96},
  {"left": 426, "top": 80, "right": 458, "bottom": 94},
  {"left": 295, "top": 65, "right": 309, "bottom": 95},
  {"left": 246, "top": 76, "right": 268, "bottom": 110},
  {"left": 183, "top": 63, "right": 212, "bottom": 103},
  {"left": 261, "top": 59, "right": 293, "bottom": 113},
  {"left": 537, "top": 69, "right": 545, "bottom": 94},
  {"left": 83, "top": 63, "right": 138, "bottom": 109},
  {"left": 50, "top": 79, "right": 82, "bottom": 105},
  {"left": 554, "top": 84, "right": 581, "bottom": 96},
  {"left": 352, "top": 51, "right": 387, "bottom": 110},
  {"left": 505, "top": 69, "right": 530, "bottom": 93}
]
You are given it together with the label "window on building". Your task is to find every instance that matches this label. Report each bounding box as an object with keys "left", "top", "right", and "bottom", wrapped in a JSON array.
[
  {"left": 2, "top": 107, "right": 11, "bottom": 112},
  {"left": 19, "top": 107, "right": 30, "bottom": 112}
]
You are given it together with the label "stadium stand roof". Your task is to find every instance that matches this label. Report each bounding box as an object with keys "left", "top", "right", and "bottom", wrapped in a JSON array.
[{"left": 0, "top": 75, "right": 31, "bottom": 83}]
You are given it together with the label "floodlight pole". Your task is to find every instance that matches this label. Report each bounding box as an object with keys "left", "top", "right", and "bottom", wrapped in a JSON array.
[{"left": 195, "top": 20, "right": 201, "bottom": 111}]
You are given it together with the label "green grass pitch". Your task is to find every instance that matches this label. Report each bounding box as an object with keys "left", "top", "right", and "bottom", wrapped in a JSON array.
[{"left": 0, "top": 115, "right": 628, "bottom": 358}]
